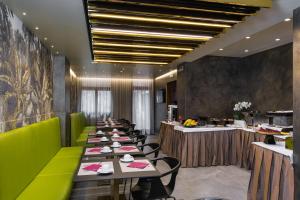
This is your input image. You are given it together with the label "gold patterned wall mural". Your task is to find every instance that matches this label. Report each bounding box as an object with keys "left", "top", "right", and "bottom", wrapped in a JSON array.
[{"left": 0, "top": 2, "right": 53, "bottom": 132}]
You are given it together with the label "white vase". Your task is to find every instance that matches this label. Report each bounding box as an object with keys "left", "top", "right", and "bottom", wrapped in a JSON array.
[{"left": 234, "top": 120, "right": 247, "bottom": 128}]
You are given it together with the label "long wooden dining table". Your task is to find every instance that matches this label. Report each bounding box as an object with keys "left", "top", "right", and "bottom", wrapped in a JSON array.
[
  {"left": 73, "top": 128, "right": 160, "bottom": 200},
  {"left": 159, "top": 121, "right": 293, "bottom": 200}
]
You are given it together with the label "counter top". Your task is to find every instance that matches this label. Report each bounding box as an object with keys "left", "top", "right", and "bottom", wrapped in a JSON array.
[{"left": 161, "top": 121, "right": 291, "bottom": 139}]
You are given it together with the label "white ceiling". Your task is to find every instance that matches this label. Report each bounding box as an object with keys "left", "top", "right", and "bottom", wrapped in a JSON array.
[
  {"left": 211, "top": 20, "right": 293, "bottom": 57},
  {"left": 2, "top": 0, "right": 300, "bottom": 77}
]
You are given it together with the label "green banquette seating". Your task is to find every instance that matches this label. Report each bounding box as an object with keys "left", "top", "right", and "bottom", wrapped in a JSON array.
[
  {"left": 0, "top": 117, "right": 83, "bottom": 200},
  {"left": 71, "top": 112, "right": 96, "bottom": 146}
]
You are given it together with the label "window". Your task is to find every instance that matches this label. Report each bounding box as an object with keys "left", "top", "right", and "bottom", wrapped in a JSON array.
[
  {"left": 81, "top": 90, "right": 96, "bottom": 117},
  {"left": 132, "top": 80, "right": 152, "bottom": 134},
  {"left": 81, "top": 89, "right": 112, "bottom": 120},
  {"left": 97, "top": 90, "right": 112, "bottom": 118}
]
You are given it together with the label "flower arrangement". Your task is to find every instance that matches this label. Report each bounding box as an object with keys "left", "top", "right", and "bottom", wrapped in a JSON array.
[{"left": 233, "top": 101, "right": 252, "bottom": 120}]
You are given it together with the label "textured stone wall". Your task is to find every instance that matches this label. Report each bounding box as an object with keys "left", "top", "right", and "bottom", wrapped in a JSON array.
[
  {"left": 178, "top": 43, "right": 292, "bottom": 119},
  {"left": 0, "top": 2, "right": 53, "bottom": 132}
]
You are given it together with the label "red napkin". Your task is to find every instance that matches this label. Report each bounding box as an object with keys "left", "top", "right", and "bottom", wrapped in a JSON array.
[
  {"left": 127, "top": 162, "right": 149, "bottom": 169},
  {"left": 115, "top": 137, "right": 130, "bottom": 141},
  {"left": 83, "top": 163, "right": 102, "bottom": 172},
  {"left": 89, "top": 138, "right": 100, "bottom": 141},
  {"left": 120, "top": 146, "right": 136, "bottom": 151},
  {"left": 88, "top": 147, "right": 101, "bottom": 152}
]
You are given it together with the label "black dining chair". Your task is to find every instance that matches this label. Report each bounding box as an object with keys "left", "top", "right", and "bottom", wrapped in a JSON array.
[
  {"left": 131, "top": 134, "right": 147, "bottom": 146},
  {"left": 137, "top": 143, "right": 160, "bottom": 159},
  {"left": 130, "top": 156, "right": 181, "bottom": 200},
  {"left": 123, "top": 143, "right": 161, "bottom": 196},
  {"left": 128, "top": 129, "right": 141, "bottom": 137}
]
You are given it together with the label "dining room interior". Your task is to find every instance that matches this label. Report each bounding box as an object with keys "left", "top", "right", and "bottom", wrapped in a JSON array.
[{"left": 1, "top": 0, "right": 300, "bottom": 200}]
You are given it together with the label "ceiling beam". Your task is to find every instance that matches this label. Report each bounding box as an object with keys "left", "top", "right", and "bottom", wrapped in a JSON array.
[{"left": 201, "top": 0, "right": 272, "bottom": 8}]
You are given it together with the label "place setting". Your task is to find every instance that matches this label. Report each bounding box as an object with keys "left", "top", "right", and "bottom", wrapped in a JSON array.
[
  {"left": 119, "top": 156, "right": 156, "bottom": 173},
  {"left": 111, "top": 136, "right": 132, "bottom": 143},
  {"left": 84, "top": 146, "right": 113, "bottom": 156},
  {"left": 87, "top": 136, "right": 110, "bottom": 144},
  {"left": 77, "top": 161, "right": 114, "bottom": 176}
]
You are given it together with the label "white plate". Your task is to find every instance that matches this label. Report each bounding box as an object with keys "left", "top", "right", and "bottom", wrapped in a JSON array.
[
  {"left": 111, "top": 145, "right": 122, "bottom": 148},
  {"left": 112, "top": 135, "right": 120, "bottom": 138},
  {"left": 120, "top": 158, "right": 134, "bottom": 163},
  {"left": 97, "top": 169, "right": 113, "bottom": 174},
  {"left": 101, "top": 149, "right": 112, "bottom": 153}
]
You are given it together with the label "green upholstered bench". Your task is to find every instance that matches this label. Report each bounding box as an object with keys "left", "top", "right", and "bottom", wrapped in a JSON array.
[
  {"left": 71, "top": 112, "right": 96, "bottom": 146},
  {"left": 0, "top": 118, "right": 83, "bottom": 200}
]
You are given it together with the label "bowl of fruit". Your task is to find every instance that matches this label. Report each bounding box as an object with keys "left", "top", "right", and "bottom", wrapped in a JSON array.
[{"left": 183, "top": 119, "right": 198, "bottom": 128}]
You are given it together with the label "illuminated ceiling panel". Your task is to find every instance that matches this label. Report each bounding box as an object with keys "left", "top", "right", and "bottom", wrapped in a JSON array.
[{"left": 83, "top": 0, "right": 268, "bottom": 65}]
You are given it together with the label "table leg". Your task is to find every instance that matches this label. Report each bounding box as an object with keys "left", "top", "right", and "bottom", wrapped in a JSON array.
[{"left": 111, "top": 179, "right": 120, "bottom": 200}]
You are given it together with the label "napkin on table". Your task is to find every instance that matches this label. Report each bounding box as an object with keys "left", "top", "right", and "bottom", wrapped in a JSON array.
[
  {"left": 88, "top": 147, "right": 102, "bottom": 152},
  {"left": 127, "top": 162, "right": 149, "bottom": 169},
  {"left": 120, "top": 146, "right": 136, "bottom": 151},
  {"left": 83, "top": 163, "right": 102, "bottom": 172}
]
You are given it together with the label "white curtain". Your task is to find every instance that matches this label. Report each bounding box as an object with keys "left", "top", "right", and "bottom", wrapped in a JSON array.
[
  {"left": 97, "top": 90, "right": 112, "bottom": 119},
  {"left": 80, "top": 78, "right": 112, "bottom": 122},
  {"left": 132, "top": 80, "right": 153, "bottom": 134},
  {"left": 81, "top": 90, "right": 96, "bottom": 118}
]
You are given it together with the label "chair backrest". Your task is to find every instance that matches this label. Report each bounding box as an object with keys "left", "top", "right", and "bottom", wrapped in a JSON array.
[
  {"left": 160, "top": 157, "right": 181, "bottom": 194},
  {"left": 133, "top": 134, "right": 147, "bottom": 145},
  {"left": 0, "top": 118, "right": 61, "bottom": 200},
  {"left": 139, "top": 143, "right": 160, "bottom": 157}
]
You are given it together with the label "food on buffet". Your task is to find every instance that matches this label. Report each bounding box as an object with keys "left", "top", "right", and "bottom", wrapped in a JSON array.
[{"left": 183, "top": 119, "right": 198, "bottom": 127}]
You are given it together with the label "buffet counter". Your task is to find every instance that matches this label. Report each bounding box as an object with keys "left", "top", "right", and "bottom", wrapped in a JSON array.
[
  {"left": 159, "top": 121, "right": 266, "bottom": 168},
  {"left": 248, "top": 142, "right": 293, "bottom": 200},
  {"left": 159, "top": 121, "right": 293, "bottom": 200}
]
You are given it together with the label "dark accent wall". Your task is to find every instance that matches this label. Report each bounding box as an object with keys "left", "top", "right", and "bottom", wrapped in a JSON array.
[
  {"left": 293, "top": 7, "right": 300, "bottom": 200},
  {"left": 0, "top": 2, "right": 53, "bottom": 132},
  {"left": 178, "top": 43, "right": 292, "bottom": 119}
]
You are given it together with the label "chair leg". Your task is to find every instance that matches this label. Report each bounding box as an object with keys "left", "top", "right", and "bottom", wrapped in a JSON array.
[
  {"left": 123, "top": 179, "right": 127, "bottom": 195},
  {"left": 128, "top": 178, "right": 133, "bottom": 200}
]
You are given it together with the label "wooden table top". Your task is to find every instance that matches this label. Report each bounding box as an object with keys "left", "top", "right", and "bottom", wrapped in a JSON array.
[{"left": 73, "top": 157, "right": 160, "bottom": 182}]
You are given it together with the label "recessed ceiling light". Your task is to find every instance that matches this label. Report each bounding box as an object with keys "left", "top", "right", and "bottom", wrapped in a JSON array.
[
  {"left": 284, "top": 18, "right": 291, "bottom": 22},
  {"left": 245, "top": 36, "right": 251, "bottom": 39},
  {"left": 51, "top": 45, "right": 54, "bottom": 48},
  {"left": 275, "top": 38, "right": 281, "bottom": 42},
  {"left": 35, "top": 26, "right": 39, "bottom": 30},
  {"left": 44, "top": 37, "right": 48, "bottom": 41},
  {"left": 219, "top": 48, "right": 224, "bottom": 51},
  {"left": 22, "top": 12, "right": 27, "bottom": 16},
  {"left": 244, "top": 49, "right": 249, "bottom": 53}
]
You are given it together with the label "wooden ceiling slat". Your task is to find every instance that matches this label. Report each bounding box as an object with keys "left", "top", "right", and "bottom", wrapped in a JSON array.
[
  {"left": 88, "top": 0, "right": 259, "bottom": 15},
  {"left": 87, "top": 2, "right": 245, "bottom": 22},
  {"left": 84, "top": 0, "right": 261, "bottom": 64},
  {"left": 89, "top": 22, "right": 221, "bottom": 36},
  {"left": 92, "top": 38, "right": 199, "bottom": 48},
  {"left": 92, "top": 34, "right": 206, "bottom": 46},
  {"left": 92, "top": 46, "right": 189, "bottom": 54}
]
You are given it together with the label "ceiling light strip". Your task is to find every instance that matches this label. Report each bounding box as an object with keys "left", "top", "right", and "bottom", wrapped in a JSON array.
[
  {"left": 93, "top": 42, "right": 193, "bottom": 51},
  {"left": 94, "top": 59, "right": 168, "bottom": 65},
  {"left": 91, "top": 28, "right": 212, "bottom": 41},
  {"left": 155, "top": 70, "right": 177, "bottom": 80},
  {"left": 79, "top": 77, "right": 153, "bottom": 82},
  {"left": 93, "top": 50, "right": 181, "bottom": 57},
  {"left": 88, "top": 9, "right": 241, "bottom": 24},
  {"left": 89, "top": 13, "right": 231, "bottom": 28}
]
